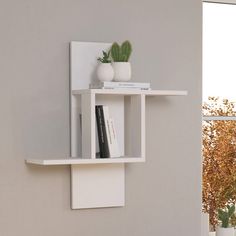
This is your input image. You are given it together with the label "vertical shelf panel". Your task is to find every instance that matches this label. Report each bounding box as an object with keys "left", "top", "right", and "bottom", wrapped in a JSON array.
[
  {"left": 70, "top": 94, "right": 81, "bottom": 157},
  {"left": 81, "top": 93, "right": 96, "bottom": 159},
  {"left": 70, "top": 42, "right": 111, "bottom": 90},
  {"left": 71, "top": 164, "right": 125, "bottom": 209},
  {"left": 130, "top": 94, "right": 146, "bottom": 158},
  {"left": 70, "top": 42, "right": 126, "bottom": 209}
]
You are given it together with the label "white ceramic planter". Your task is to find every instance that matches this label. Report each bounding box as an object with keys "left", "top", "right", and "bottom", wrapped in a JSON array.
[
  {"left": 112, "top": 62, "right": 131, "bottom": 82},
  {"left": 96, "top": 63, "right": 114, "bottom": 82},
  {"left": 216, "top": 227, "right": 235, "bottom": 236},
  {"left": 201, "top": 212, "right": 209, "bottom": 236}
]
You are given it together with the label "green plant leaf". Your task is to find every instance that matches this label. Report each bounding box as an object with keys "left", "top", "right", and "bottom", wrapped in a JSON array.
[
  {"left": 229, "top": 205, "right": 235, "bottom": 217},
  {"left": 121, "top": 40, "right": 132, "bottom": 62},
  {"left": 111, "top": 42, "right": 121, "bottom": 62},
  {"left": 98, "top": 50, "right": 111, "bottom": 63}
]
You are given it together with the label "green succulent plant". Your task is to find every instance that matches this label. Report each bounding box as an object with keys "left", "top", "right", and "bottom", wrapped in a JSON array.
[
  {"left": 218, "top": 204, "right": 235, "bottom": 228},
  {"left": 97, "top": 51, "right": 111, "bottom": 63},
  {"left": 111, "top": 40, "right": 132, "bottom": 62}
]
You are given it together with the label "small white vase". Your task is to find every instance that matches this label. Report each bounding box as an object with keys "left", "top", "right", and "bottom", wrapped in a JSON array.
[
  {"left": 112, "top": 62, "right": 131, "bottom": 82},
  {"left": 96, "top": 63, "right": 114, "bottom": 82},
  {"left": 216, "top": 227, "right": 234, "bottom": 236}
]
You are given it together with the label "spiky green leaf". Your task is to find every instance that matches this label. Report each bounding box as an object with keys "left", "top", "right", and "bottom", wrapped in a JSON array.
[
  {"left": 111, "top": 42, "right": 121, "bottom": 62},
  {"left": 228, "top": 205, "right": 235, "bottom": 217},
  {"left": 121, "top": 40, "right": 132, "bottom": 62}
]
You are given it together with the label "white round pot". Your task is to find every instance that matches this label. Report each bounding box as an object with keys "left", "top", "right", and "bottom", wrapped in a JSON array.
[
  {"left": 112, "top": 62, "right": 131, "bottom": 82},
  {"left": 96, "top": 63, "right": 114, "bottom": 82},
  {"left": 216, "top": 227, "right": 235, "bottom": 236}
]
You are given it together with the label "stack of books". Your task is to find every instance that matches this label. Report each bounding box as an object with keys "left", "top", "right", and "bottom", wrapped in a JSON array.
[
  {"left": 95, "top": 105, "right": 120, "bottom": 158},
  {"left": 90, "top": 81, "right": 151, "bottom": 90}
]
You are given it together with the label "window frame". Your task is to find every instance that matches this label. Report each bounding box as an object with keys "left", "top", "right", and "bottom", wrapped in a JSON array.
[{"left": 204, "top": 0, "right": 236, "bottom": 4}]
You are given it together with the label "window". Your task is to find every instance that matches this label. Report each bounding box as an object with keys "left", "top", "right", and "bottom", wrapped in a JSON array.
[
  {"left": 203, "top": 2, "right": 236, "bottom": 107},
  {"left": 202, "top": 1, "right": 236, "bottom": 229}
]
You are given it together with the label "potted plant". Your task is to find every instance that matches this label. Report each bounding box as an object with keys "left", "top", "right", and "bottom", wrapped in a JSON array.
[
  {"left": 97, "top": 51, "right": 114, "bottom": 82},
  {"left": 216, "top": 204, "right": 235, "bottom": 236},
  {"left": 110, "top": 40, "right": 132, "bottom": 82}
]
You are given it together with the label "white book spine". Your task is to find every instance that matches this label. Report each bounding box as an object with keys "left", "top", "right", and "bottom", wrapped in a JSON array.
[
  {"left": 102, "top": 106, "right": 116, "bottom": 158},
  {"left": 109, "top": 118, "right": 120, "bottom": 157}
]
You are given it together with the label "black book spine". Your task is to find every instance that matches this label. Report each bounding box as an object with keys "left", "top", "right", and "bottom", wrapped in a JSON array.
[
  {"left": 95, "top": 106, "right": 109, "bottom": 158},
  {"left": 100, "top": 106, "right": 109, "bottom": 158},
  {"left": 95, "top": 106, "right": 104, "bottom": 158}
]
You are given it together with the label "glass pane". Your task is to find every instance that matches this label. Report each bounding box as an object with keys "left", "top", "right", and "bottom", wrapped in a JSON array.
[
  {"left": 203, "top": 3, "right": 236, "bottom": 107},
  {"left": 202, "top": 120, "right": 236, "bottom": 228}
]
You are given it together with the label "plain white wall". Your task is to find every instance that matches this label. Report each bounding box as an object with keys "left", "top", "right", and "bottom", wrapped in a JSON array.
[{"left": 0, "top": 0, "right": 202, "bottom": 235}]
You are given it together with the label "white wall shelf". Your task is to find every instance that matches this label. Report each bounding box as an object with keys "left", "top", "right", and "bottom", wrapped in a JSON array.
[
  {"left": 26, "top": 41, "right": 187, "bottom": 210},
  {"left": 72, "top": 89, "right": 188, "bottom": 96},
  {"left": 26, "top": 157, "right": 145, "bottom": 165}
]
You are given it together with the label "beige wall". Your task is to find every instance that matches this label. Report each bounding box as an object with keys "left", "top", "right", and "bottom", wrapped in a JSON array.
[{"left": 0, "top": 0, "right": 202, "bottom": 235}]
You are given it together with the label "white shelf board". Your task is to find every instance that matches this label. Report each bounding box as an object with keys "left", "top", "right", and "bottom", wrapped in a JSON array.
[
  {"left": 72, "top": 89, "right": 188, "bottom": 96},
  {"left": 26, "top": 157, "right": 145, "bottom": 166}
]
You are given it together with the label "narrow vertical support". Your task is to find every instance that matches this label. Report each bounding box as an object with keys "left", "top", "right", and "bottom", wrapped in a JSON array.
[
  {"left": 71, "top": 95, "right": 81, "bottom": 157},
  {"left": 71, "top": 164, "right": 80, "bottom": 209},
  {"left": 81, "top": 92, "right": 96, "bottom": 159},
  {"left": 130, "top": 94, "right": 146, "bottom": 159}
]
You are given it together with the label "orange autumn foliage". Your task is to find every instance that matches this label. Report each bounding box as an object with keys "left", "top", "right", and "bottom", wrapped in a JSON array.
[{"left": 202, "top": 97, "right": 236, "bottom": 230}]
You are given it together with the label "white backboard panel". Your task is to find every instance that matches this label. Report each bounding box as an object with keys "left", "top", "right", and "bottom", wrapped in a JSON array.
[
  {"left": 70, "top": 41, "right": 125, "bottom": 209},
  {"left": 70, "top": 41, "right": 111, "bottom": 90},
  {"left": 71, "top": 164, "right": 125, "bottom": 209}
]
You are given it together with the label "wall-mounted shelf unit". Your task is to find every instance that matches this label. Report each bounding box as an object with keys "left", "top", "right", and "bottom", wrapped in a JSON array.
[{"left": 26, "top": 41, "right": 187, "bottom": 210}]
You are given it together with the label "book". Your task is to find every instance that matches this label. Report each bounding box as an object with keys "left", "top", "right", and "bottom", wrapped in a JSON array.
[
  {"left": 89, "top": 81, "right": 151, "bottom": 90},
  {"left": 78, "top": 113, "right": 82, "bottom": 157},
  {"left": 95, "top": 106, "right": 109, "bottom": 158},
  {"left": 103, "top": 106, "right": 120, "bottom": 158},
  {"left": 108, "top": 118, "right": 120, "bottom": 157}
]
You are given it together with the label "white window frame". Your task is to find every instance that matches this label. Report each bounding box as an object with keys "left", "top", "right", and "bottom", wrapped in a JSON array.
[
  {"left": 204, "top": 0, "right": 236, "bottom": 4},
  {"left": 203, "top": 0, "right": 236, "bottom": 122}
]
